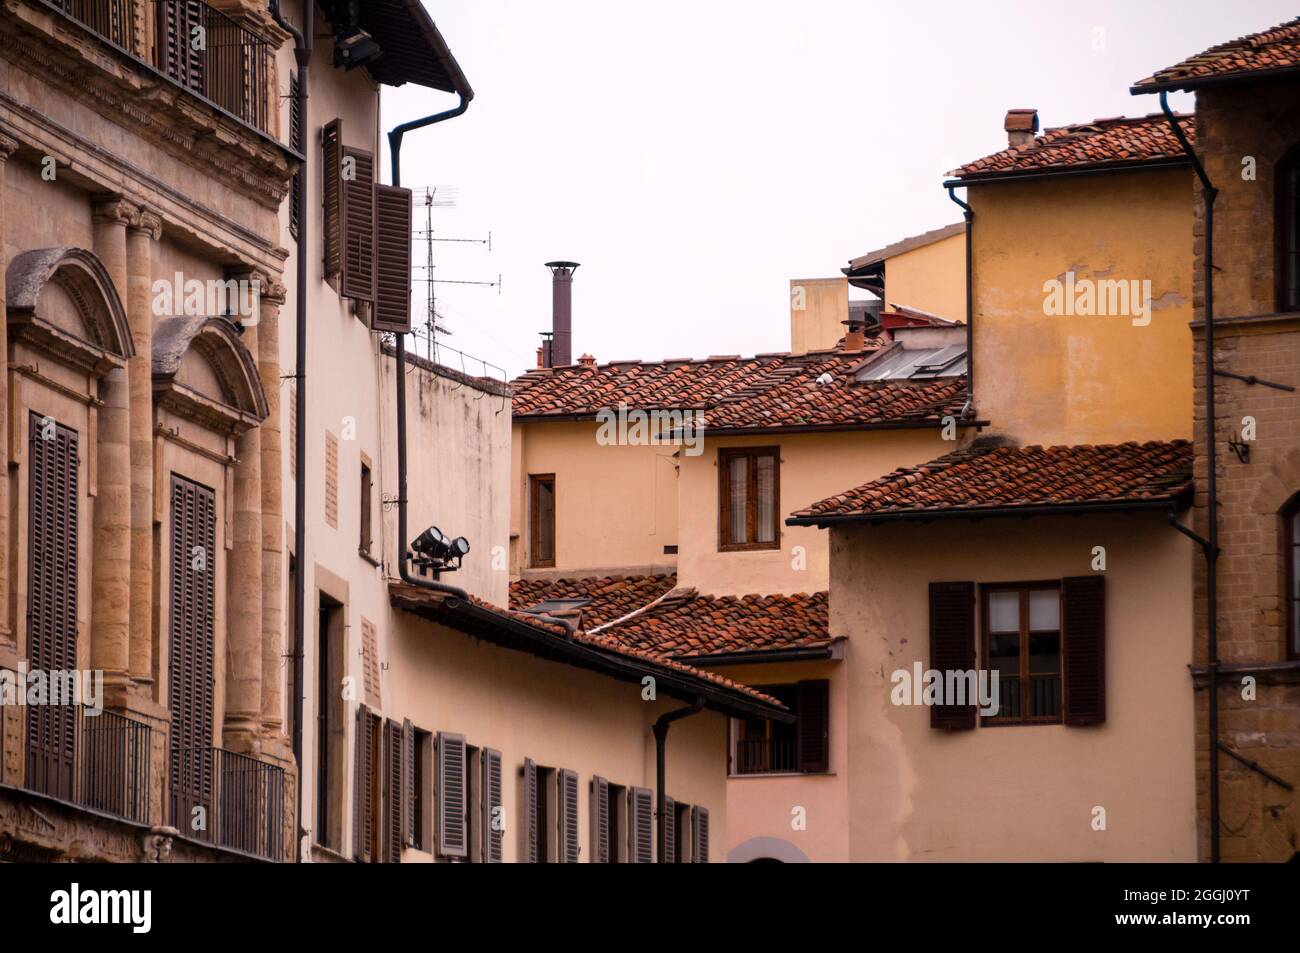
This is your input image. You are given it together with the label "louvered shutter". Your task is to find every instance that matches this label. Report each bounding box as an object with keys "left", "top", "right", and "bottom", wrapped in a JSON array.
[
  {"left": 402, "top": 719, "right": 414, "bottom": 847},
  {"left": 373, "top": 184, "right": 414, "bottom": 332},
  {"left": 796, "top": 679, "right": 831, "bottom": 772},
  {"left": 1062, "top": 576, "right": 1106, "bottom": 725},
  {"left": 157, "top": 1, "right": 205, "bottom": 94},
  {"left": 691, "top": 806, "right": 710, "bottom": 863},
  {"left": 353, "top": 704, "right": 375, "bottom": 862},
  {"left": 288, "top": 72, "right": 303, "bottom": 239},
  {"left": 523, "top": 757, "right": 539, "bottom": 863},
  {"left": 481, "top": 749, "right": 503, "bottom": 863},
  {"left": 663, "top": 796, "right": 676, "bottom": 863},
  {"left": 628, "top": 787, "right": 653, "bottom": 863},
  {"left": 383, "top": 720, "right": 402, "bottom": 862},
  {"left": 557, "top": 769, "right": 579, "bottom": 863},
  {"left": 321, "top": 119, "right": 343, "bottom": 277},
  {"left": 436, "top": 732, "right": 467, "bottom": 857},
  {"left": 167, "top": 475, "right": 217, "bottom": 835},
  {"left": 25, "top": 414, "right": 78, "bottom": 801},
  {"left": 929, "top": 582, "right": 977, "bottom": 729},
  {"left": 340, "top": 146, "right": 376, "bottom": 302},
  {"left": 590, "top": 776, "right": 609, "bottom": 863}
]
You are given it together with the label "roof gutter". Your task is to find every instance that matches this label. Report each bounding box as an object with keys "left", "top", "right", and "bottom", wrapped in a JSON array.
[
  {"left": 787, "top": 496, "right": 1189, "bottom": 529},
  {"left": 1130, "top": 65, "right": 1300, "bottom": 96},
  {"left": 676, "top": 644, "right": 839, "bottom": 666},
  {"left": 943, "top": 155, "right": 1191, "bottom": 189}
]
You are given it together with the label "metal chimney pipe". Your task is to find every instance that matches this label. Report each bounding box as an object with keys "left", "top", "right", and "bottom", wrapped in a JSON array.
[{"left": 545, "top": 261, "right": 579, "bottom": 367}]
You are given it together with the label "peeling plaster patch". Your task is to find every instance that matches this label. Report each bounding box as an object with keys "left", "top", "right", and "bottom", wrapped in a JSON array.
[{"left": 1151, "top": 291, "right": 1189, "bottom": 311}]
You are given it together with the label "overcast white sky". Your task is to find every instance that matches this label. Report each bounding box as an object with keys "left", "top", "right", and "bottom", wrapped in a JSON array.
[{"left": 382, "top": 1, "right": 1296, "bottom": 381}]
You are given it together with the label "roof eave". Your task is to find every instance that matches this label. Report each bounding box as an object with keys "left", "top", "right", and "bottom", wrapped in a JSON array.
[
  {"left": 1130, "top": 64, "right": 1300, "bottom": 96},
  {"left": 944, "top": 155, "right": 1191, "bottom": 188},
  {"left": 787, "top": 496, "right": 1191, "bottom": 529},
  {"left": 677, "top": 644, "right": 841, "bottom": 666}
]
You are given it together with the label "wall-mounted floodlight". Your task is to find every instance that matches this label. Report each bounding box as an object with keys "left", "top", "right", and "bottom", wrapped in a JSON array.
[{"left": 409, "top": 525, "right": 471, "bottom": 577}]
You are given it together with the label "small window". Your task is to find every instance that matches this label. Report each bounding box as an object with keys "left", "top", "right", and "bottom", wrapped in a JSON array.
[
  {"left": 1280, "top": 145, "right": 1300, "bottom": 312},
  {"left": 981, "top": 583, "right": 1062, "bottom": 725},
  {"left": 530, "top": 474, "right": 556, "bottom": 568},
  {"left": 730, "top": 680, "right": 829, "bottom": 775},
  {"left": 673, "top": 800, "right": 691, "bottom": 863},
  {"left": 359, "top": 460, "right": 373, "bottom": 557},
  {"left": 718, "top": 447, "right": 780, "bottom": 551},
  {"left": 412, "top": 728, "right": 432, "bottom": 852},
  {"left": 1286, "top": 495, "right": 1300, "bottom": 659},
  {"left": 607, "top": 781, "right": 627, "bottom": 863}
]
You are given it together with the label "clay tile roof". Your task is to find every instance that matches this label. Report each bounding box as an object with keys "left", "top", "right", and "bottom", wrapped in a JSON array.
[
  {"left": 511, "top": 348, "right": 967, "bottom": 433},
  {"left": 790, "top": 440, "right": 1193, "bottom": 524},
  {"left": 947, "top": 115, "right": 1194, "bottom": 182},
  {"left": 390, "top": 583, "right": 785, "bottom": 711},
  {"left": 509, "top": 574, "right": 678, "bottom": 628},
  {"left": 596, "top": 590, "right": 832, "bottom": 660},
  {"left": 1133, "top": 17, "right": 1300, "bottom": 92}
]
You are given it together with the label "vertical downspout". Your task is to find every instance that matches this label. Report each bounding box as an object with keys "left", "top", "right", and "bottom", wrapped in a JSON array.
[
  {"left": 268, "top": 0, "right": 309, "bottom": 862},
  {"left": 947, "top": 187, "right": 974, "bottom": 417},
  {"left": 1160, "top": 90, "right": 1221, "bottom": 863},
  {"left": 653, "top": 700, "right": 703, "bottom": 862}
]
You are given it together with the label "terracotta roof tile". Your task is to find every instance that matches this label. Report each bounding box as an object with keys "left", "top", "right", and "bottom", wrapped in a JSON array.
[
  {"left": 791, "top": 440, "right": 1193, "bottom": 522},
  {"left": 948, "top": 115, "right": 1194, "bottom": 181},
  {"left": 1133, "top": 18, "right": 1300, "bottom": 91},
  {"left": 511, "top": 348, "right": 967, "bottom": 433},
  {"left": 509, "top": 574, "right": 678, "bottom": 628}
]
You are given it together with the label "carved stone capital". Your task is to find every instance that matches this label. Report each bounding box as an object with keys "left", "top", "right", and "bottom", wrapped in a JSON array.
[
  {"left": 262, "top": 278, "right": 288, "bottom": 306},
  {"left": 91, "top": 193, "right": 141, "bottom": 227},
  {"left": 140, "top": 827, "right": 178, "bottom": 863},
  {"left": 128, "top": 207, "right": 163, "bottom": 241},
  {"left": 0, "top": 130, "right": 18, "bottom": 161}
]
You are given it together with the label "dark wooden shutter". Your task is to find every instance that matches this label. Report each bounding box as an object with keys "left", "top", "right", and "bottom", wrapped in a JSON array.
[
  {"left": 796, "top": 679, "right": 830, "bottom": 772},
  {"left": 340, "top": 146, "right": 376, "bottom": 302},
  {"left": 321, "top": 119, "right": 343, "bottom": 277},
  {"left": 929, "top": 581, "right": 977, "bottom": 730},
  {"left": 353, "top": 704, "right": 375, "bottom": 862},
  {"left": 628, "top": 787, "right": 653, "bottom": 863},
  {"left": 663, "top": 796, "right": 676, "bottom": 863},
  {"left": 481, "top": 749, "right": 503, "bottom": 863},
  {"left": 557, "top": 769, "right": 579, "bottom": 863},
  {"left": 288, "top": 71, "right": 303, "bottom": 240},
  {"left": 156, "top": 1, "right": 205, "bottom": 93},
  {"left": 373, "top": 184, "right": 414, "bottom": 332},
  {"left": 590, "top": 776, "right": 609, "bottom": 863},
  {"left": 691, "top": 805, "right": 710, "bottom": 863},
  {"left": 523, "top": 757, "right": 539, "bottom": 863},
  {"left": 167, "top": 475, "right": 217, "bottom": 835},
  {"left": 401, "top": 719, "right": 414, "bottom": 847},
  {"left": 25, "top": 414, "right": 78, "bottom": 801},
  {"left": 1062, "top": 576, "right": 1107, "bottom": 726},
  {"left": 436, "top": 732, "right": 468, "bottom": 857},
  {"left": 383, "top": 719, "right": 402, "bottom": 862}
]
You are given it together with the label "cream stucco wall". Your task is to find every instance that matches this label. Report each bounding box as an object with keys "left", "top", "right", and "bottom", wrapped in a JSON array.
[
  {"left": 968, "top": 169, "right": 1194, "bottom": 445},
  {"left": 884, "top": 230, "right": 966, "bottom": 321},
  {"left": 789, "top": 277, "right": 848, "bottom": 354},
  {"left": 677, "top": 428, "right": 961, "bottom": 596},
  {"left": 832, "top": 512, "right": 1197, "bottom": 861}
]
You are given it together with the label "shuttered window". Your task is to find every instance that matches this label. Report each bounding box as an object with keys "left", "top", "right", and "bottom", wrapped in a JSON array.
[
  {"left": 481, "top": 748, "right": 503, "bottom": 863},
  {"left": 522, "top": 757, "right": 539, "bottom": 863},
  {"left": 373, "top": 184, "right": 414, "bottom": 332},
  {"left": 402, "top": 719, "right": 414, "bottom": 848},
  {"left": 796, "top": 679, "right": 830, "bottom": 772},
  {"left": 322, "top": 119, "right": 343, "bottom": 277},
  {"left": 288, "top": 71, "right": 302, "bottom": 239},
  {"left": 691, "top": 805, "right": 710, "bottom": 863},
  {"left": 590, "top": 776, "right": 609, "bottom": 863},
  {"left": 167, "top": 475, "right": 217, "bottom": 834},
  {"left": 929, "top": 581, "right": 977, "bottom": 730},
  {"left": 25, "top": 413, "right": 79, "bottom": 801},
  {"left": 383, "top": 719, "right": 403, "bottom": 862},
  {"left": 156, "top": 1, "right": 205, "bottom": 94},
  {"left": 628, "top": 787, "right": 653, "bottom": 863},
  {"left": 1062, "top": 576, "right": 1106, "bottom": 725},
  {"left": 557, "top": 769, "right": 579, "bottom": 863},
  {"left": 340, "top": 145, "right": 376, "bottom": 302},
  {"left": 662, "top": 795, "right": 676, "bottom": 863},
  {"left": 353, "top": 704, "right": 380, "bottom": 862},
  {"left": 436, "top": 732, "right": 468, "bottom": 858}
]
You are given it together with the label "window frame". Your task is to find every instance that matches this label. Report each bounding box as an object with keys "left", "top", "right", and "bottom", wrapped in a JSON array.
[
  {"left": 717, "top": 446, "right": 781, "bottom": 552},
  {"left": 979, "top": 580, "right": 1064, "bottom": 727},
  {"left": 359, "top": 457, "right": 374, "bottom": 559},
  {"left": 1278, "top": 143, "right": 1300, "bottom": 313},
  {"left": 1286, "top": 494, "right": 1300, "bottom": 661},
  {"left": 529, "top": 473, "right": 556, "bottom": 568}
]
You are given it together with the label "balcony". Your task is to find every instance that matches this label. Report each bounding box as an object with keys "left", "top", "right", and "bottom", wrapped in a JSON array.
[
  {"left": 733, "top": 737, "right": 797, "bottom": 776},
  {"left": 24, "top": 706, "right": 151, "bottom": 824},
  {"left": 170, "top": 746, "right": 285, "bottom": 861},
  {"left": 43, "top": 0, "right": 275, "bottom": 133}
]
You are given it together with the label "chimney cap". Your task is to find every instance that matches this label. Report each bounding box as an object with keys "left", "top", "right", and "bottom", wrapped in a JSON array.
[
  {"left": 545, "top": 261, "right": 581, "bottom": 272},
  {"left": 1004, "top": 108, "right": 1039, "bottom": 134}
]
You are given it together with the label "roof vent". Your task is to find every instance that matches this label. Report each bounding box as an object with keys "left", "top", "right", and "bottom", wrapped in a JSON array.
[{"left": 1004, "top": 108, "right": 1039, "bottom": 149}]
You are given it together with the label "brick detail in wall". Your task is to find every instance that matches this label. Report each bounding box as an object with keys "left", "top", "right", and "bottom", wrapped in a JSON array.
[
  {"left": 324, "top": 430, "right": 338, "bottom": 529},
  {"left": 361, "top": 617, "right": 381, "bottom": 709}
]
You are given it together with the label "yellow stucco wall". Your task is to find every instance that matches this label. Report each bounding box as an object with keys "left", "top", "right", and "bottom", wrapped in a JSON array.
[
  {"left": 832, "top": 512, "right": 1197, "bottom": 861},
  {"left": 884, "top": 231, "right": 966, "bottom": 321},
  {"left": 968, "top": 169, "right": 1195, "bottom": 445},
  {"left": 789, "top": 277, "right": 848, "bottom": 354}
]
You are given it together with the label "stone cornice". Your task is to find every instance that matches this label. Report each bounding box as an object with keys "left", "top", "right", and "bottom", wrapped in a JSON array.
[{"left": 0, "top": 129, "right": 17, "bottom": 159}]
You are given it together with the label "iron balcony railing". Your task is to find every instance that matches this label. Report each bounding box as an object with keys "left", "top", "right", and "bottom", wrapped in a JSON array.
[
  {"left": 24, "top": 705, "right": 151, "bottom": 825},
  {"left": 733, "top": 737, "right": 797, "bottom": 776},
  {"left": 44, "top": 0, "right": 274, "bottom": 133},
  {"left": 171, "top": 747, "right": 284, "bottom": 861}
]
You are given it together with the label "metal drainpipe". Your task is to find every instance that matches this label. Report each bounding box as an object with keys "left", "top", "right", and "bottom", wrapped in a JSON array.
[
  {"left": 947, "top": 186, "right": 974, "bottom": 418},
  {"left": 653, "top": 700, "right": 703, "bottom": 862},
  {"left": 389, "top": 97, "right": 473, "bottom": 600},
  {"left": 267, "top": 0, "right": 310, "bottom": 864},
  {"left": 1159, "top": 90, "right": 1222, "bottom": 863}
]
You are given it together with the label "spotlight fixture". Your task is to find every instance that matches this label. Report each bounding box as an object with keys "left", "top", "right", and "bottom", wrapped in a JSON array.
[
  {"left": 409, "top": 525, "right": 470, "bottom": 576},
  {"left": 331, "top": 1, "right": 383, "bottom": 71}
]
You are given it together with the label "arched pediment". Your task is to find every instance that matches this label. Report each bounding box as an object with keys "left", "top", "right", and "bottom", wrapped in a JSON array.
[
  {"left": 6, "top": 247, "right": 135, "bottom": 374},
  {"left": 153, "top": 316, "right": 268, "bottom": 433}
]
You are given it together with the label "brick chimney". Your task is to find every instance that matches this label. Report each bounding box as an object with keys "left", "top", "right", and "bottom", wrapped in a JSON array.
[
  {"left": 842, "top": 316, "right": 868, "bottom": 352},
  {"left": 577, "top": 353, "right": 596, "bottom": 367},
  {"left": 544, "top": 261, "right": 579, "bottom": 367},
  {"left": 1004, "top": 108, "right": 1038, "bottom": 149}
]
